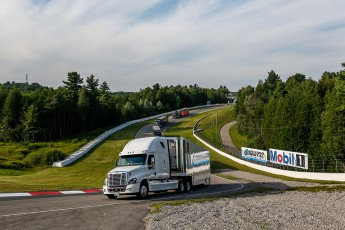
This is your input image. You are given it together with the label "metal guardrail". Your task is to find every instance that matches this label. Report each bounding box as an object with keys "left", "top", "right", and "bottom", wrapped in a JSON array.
[{"left": 52, "top": 104, "right": 218, "bottom": 167}]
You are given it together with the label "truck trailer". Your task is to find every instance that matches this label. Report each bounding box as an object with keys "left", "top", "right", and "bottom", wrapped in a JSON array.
[
  {"left": 152, "top": 125, "right": 162, "bottom": 136},
  {"left": 103, "top": 136, "right": 211, "bottom": 199},
  {"left": 155, "top": 115, "right": 168, "bottom": 127}
]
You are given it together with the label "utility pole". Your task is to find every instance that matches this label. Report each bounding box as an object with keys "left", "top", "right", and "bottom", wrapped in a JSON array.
[{"left": 216, "top": 111, "right": 218, "bottom": 136}]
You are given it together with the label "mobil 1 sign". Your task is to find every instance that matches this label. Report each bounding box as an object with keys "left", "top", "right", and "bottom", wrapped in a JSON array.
[
  {"left": 241, "top": 147, "right": 267, "bottom": 163},
  {"left": 269, "top": 149, "right": 308, "bottom": 170}
]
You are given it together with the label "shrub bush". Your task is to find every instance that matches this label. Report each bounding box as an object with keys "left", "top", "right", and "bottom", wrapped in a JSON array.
[
  {"left": 0, "top": 156, "right": 28, "bottom": 169},
  {"left": 25, "top": 149, "right": 67, "bottom": 167}
]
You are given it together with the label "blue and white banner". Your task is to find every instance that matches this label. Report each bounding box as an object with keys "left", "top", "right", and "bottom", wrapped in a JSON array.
[
  {"left": 189, "top": 151, "right": 210, "bottom": 168},
  {"left": 241, "top": 147, "right": 267, "bottom": 163},
  {"left": 269, "top": 149, "right": 308, "bottom": 170}
]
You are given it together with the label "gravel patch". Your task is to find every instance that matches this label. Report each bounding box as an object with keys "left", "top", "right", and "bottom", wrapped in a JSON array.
[{"left": 146, "top": 191, "right": 345, "bottom": 230}]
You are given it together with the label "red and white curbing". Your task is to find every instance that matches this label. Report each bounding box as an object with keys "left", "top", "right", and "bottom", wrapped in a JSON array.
[{"left": 0, "top": 189, "right": 102, "bottom": 198}]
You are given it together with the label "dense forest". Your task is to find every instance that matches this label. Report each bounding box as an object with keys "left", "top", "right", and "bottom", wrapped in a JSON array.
[
  {"left": 236, "top": 63, "right": 345, "bottom": 172},
  {"left": 0, "top": 72, "right": 230, "bottom": 143}
]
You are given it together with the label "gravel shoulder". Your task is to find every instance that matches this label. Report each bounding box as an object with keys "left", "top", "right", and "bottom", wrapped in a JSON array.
[{"left": 146, "top": 190, "right": 345, "bottom": 230}]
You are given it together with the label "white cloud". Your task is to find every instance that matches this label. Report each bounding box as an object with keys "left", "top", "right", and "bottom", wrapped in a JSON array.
[{"left": 0, "top": 0, "right": 344, "bottom": 91}]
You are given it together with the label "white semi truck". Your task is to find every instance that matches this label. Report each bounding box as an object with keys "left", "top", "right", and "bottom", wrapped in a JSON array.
[{"left": 103, "top": 136, "right": 211, "bottom": 199}]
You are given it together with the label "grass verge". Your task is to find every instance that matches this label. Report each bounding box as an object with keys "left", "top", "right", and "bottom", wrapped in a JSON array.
[
  {"left": 0, "top": 120, "right": 152, "bottom": 192},
  {"left": 0, "top": 127, "right": 113, "bottom": 170},
  {"left": 150, "top": 196, "right": 222, "bottom": 214},
  {"left": 287, "top": 185, "right": 345, "bottom": 192},
  {"left": 229, "top": 123, "right": 247, "bottom": 149},
  {"left": 195, "top": 105, "right": 236, "bottom": 145},
  {"left": 150, "top": 186, "right": 278, "bottom": 214}
]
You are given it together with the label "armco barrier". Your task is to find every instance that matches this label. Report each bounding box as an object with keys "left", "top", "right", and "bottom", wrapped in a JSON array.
[
  {"left": 53, "top": 105, "right": 219, "bottom": 167},
  {"left": 194, "top": 132, "right": 345, "bottom": 182}
]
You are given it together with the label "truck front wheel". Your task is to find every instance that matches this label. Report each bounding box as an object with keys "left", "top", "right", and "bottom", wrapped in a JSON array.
[
  {"left": 137, "top": 182, "right": 149, "bottom": 199},
  {"left": 106, "top": 194, "right": 117, "bottom": 199}
]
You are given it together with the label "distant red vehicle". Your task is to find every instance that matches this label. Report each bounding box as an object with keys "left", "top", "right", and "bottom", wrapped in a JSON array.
[
  {"left": 173, "top": 108, "right": 189, "bottom": 118},
  {"left": 181, "top": 108, "right": 189, "bottom": 116}
]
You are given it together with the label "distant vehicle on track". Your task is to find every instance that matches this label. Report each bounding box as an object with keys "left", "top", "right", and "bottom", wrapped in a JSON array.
[
  {"left": 152, "top": 125, "right": 162, "bottom": 136},
  {"left": 155, "top": 115, "right": 168, "bottom": 127},
  {"left": 172, "top": 108, "right": 189, "bottom": 118}
]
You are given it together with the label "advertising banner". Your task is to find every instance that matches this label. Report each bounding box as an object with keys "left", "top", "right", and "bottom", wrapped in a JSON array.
[
  {"left": 269, "top": 148, "right": 308, "bottom": 170},
  {"left": 241, "top": 147, "right": 267, "bottom": 163}
]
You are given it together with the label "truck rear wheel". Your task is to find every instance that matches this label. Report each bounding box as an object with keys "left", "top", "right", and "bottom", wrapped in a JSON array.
[
  {"left": 137, "top": 182, "right": 149, "bottom": 199},
  {"left": 185, "top": 180, "right": 191, "bottom": 192},
  {"left": 177, "top": 179, "right": 185, "bottom": 193},
  {"left": 204, "top": 178, "right": 211, "bottom": 186},
  {"left": 106, "top": 194, "right": 117, "bottom": 199}
]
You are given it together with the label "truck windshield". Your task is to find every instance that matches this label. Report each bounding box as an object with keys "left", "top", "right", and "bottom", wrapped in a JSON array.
[{"left": 117, "top": 154, "right": 147, "bottom": 166}]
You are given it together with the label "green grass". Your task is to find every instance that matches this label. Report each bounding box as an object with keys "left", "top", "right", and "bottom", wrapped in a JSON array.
[
  {"left": 214, "top": 173, "right": 241, "bottom": 181},
  {"left": 150, "top": 196, "right": 223, "bottom": 214},
  {"left": 0, "top": 127, "right": 113, "bottom": 169},
  {"left": 0, "top": 121, "right": 152, "bottom": 192},
  {"left": 229, "top": 123, "right": 247, "bottom": 149},
  {"left": 149, "top": 186, "right": 278, "bottom": 214},
  {"left": 195, "top": 105, "right": 236, "bottom": 145},
  {"left": 287, "top": 185, "right": 345, "bottom": 192}
]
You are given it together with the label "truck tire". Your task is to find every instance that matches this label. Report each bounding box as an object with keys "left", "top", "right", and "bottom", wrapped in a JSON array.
[
  {"left": 106, "top": 194, "right": 117, "bottom": 199},
  {"left": 137, "top": 182, "right": 149, "bottom": 199},
  {"left": 176, "top": 179, "right": 185, "bottom": 193},
  {"left": 204, "top": 178, "right": 211, "bottom": 187},
  {"left": 185, "top": 180, "right": 191, "bottom": 192}
]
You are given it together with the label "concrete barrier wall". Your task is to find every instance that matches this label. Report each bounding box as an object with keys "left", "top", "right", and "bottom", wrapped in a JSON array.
[
  {"left": 194, "top": 132, "right": 345, "bottom": 182},
  {"left": 52, "top": 105, "right": 217, "bottom": 167}
]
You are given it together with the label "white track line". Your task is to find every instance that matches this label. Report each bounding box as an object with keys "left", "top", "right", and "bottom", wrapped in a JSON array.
[
  {"left": 0, "top": 175, "right": 244, "bottom": 218},
  {"left": 0, "top": 193, "right": 31, "bottom": 198},
  {"left": 0, "top": 190, "right": 102, "bottom": 198},
  {"left": 60, "top": 191, "right": 85, "bottom": 194}
]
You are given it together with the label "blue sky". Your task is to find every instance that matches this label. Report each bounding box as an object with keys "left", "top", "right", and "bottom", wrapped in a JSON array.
[{"left": 0, "top": 0, "right": 344, "bottom": 91}]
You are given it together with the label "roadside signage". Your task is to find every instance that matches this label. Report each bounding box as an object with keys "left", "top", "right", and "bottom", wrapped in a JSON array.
[
  {"left": 241, "top": 147, "right": 267, "bottom": 163},
  {"left": 269, "top": 148, "right": 308, "bottom": 169}
]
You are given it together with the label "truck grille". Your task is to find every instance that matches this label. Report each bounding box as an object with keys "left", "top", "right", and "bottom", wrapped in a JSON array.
[{"left": 107, "top": 173, "right": 126, "bottom": 187}]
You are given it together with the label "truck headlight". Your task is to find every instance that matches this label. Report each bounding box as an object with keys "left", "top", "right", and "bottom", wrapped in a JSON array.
[
  {"left": 104, "top": 178, "right": 107, "bottom": 186},
  {"left": 128, "top": 178, "right": 137, "bottom": 184}
]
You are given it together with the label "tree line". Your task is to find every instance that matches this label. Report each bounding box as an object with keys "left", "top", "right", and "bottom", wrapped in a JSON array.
[
  {"left": 0, "top": 72, "right": 230, "bottom": 142},
  {"left": 235, "top": 63, "right": 345, "bottom": 172}
]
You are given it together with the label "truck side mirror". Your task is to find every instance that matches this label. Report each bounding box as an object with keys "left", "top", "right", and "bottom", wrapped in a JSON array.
[{"left": 149, "top": 156, "right": 155, "bottom": 169}]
